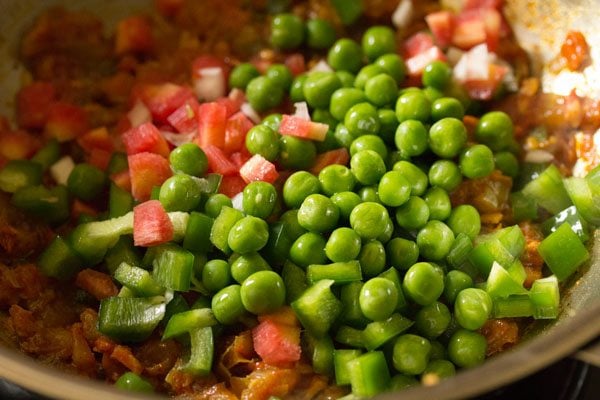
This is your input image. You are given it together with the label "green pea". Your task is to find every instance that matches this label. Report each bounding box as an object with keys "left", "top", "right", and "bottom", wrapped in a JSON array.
[
  {"left": 350, "top": 134, "right": 388, "bottom": 159},
  {"left": 446, "top": 205, "right": 481, "bottom": 240},
  {"left": 290, "top": 232, "right": 327, "bottom": 267},
  {"left": 402, "top": 262, "right": 444, "bottom": 306},
  {"left": 422, "top": 359, "right": 456, "bottom": 382},
  {"left": 354, "top": 64, "right": 385, "bottom": 89},
  {"left": 240, "top": 271, "right": 285, "bottom": 315},
  {"left": 329, "top": 88, "right": 366, "bottom": 122},
  {"left": 283, "top": 171, "right": 321, "bottom": 209},
  {"left": 378, "top": 108, "right": 399, "bottom": 145},
  {"left": 67, "top": 163, "right": 106, "bottom": 202},
  {"left": 325, "top": 227, "right": 362, "bottom": 262},
  {"left": 212, "top": 284, "right": 246, "bottom": 324},
  {"left": 350, "top": 150, "right": 386, "bottom": 186},
  {"left": 443, "top": 270, "right": 474, "bottom": 305},
  {"left": 266, "top": 64, "right": 293, "bottom": 90},
  {"left": 262, "top": 113, "right": 283, "bottom": 132},
  {"left": 415, "top": 301, "right": 452, "bottom": 338},
  {"left": 306, "top": 18, "right": 336, "bottom": 49},
  {"left": 328, "top": 38, "right": 364, "bottom": 73},
  {"left": 202, "top": 259, "right": 231, "bottom": 293},
  {"left": 333, "top": 123, "right": 355, "bottom": 148},
  {"left": 374, "top": 53, "right": 406, "bottom": 84},
  {"left": 362, "top": 25, "right": 396, "bottom": 62},
  {"left": 246, "top": 76, "right": 284, "bottom": 111},
  {"left": 395, "top": 196, "right": 430, "bottom": 231},
  {"left": 386, "top": 237, "right": 419, "bottom": 270},
  {"left": 229, "top": 63, "right": 260, "bottom": 90},
  {"left": 395, "top": 120, "right": 429, "bottom": 158},
  {"left": 312, "top": 108, "right": 337, "bottom": 127},
  {"left": 359, "top": 277, "right": 398, "bottom": 321},
  {"left": 460, "top": 144, "right": 495, "bottom": 179},
  {"left": 423, "top": 187, "right": 451, "bottom": 221},
  {"left": 270, "top": 13, "right": 304, "bottom": 49},
  {"left": 358, "top": 185, "right": 380, "bottom": 203},
  {"left": 115, "top": 372, "right": 154, "bottom": 393},
  {"left": 365, "top": 73, "right": 398, "bottom": 107},
  {"left": 378, "top": 170, "right": 411, "bottom": 207},
  {"left": 303, "top": 71, "right": 342, "bottom": 109},
  {"left": 319, "top": 164, "right": 356, "bottom": 195},
  {"left": 393, "top": 334, "right": 432, "bottom": 375},
  {"left": 423, "top": 86, "right": 443, "bottom": 102},
  {"left": 429, "top": 340, "right": 447, "bottom": 361},
  {"left": 228, "top": 216, "right": 269, "bottom": 254},
  {"left": 494, "top": 151, "right": 519, "bottom": 178},
  {"left": 416, "top": 220, "right": 455, "bottom": 261},
  {"left": 204, "top": 193, "right": 232, "bottom": 218},
  {"left": 358, "top": 240, "right": 386, "bottom": 278},
  {"left": 389, "top": 374, "right": 418, "bottom": 391},
  {"left": 230, "top": 252, "right": 270, "bottom": 284},
  {"left": 431, "top": 97, "right": 465, "bottom": 121},
  {"left": 297, "top": 194, "right": 339, "bottom": 233},
  {"left": 392, "top": 160, "right": 428, "bottom": 196},
  {"left": 448, "top": 329, "right": 487, "bottom": 368},
  {"left": 350, "top": 202, "right": 390, "bottom": 240},
  {"left": 159, "top": 174, "right": 202, "bottom": 212},
  {"left": 336, "top": 71, "right": 356, "bottom": 87},
  {"left": 345, "top": 102, "right": 381, "bottom": 138},
  {"left": 454, "top": 288, "right": 492, "bottom": 330},
  {"left": 331, "top": 191, "right": 362, "bottom": 221},
  {"left": 422, "top": 61, "right": 451, "bottom": 90},
  {"left": 169, "top": 143, "right": 208, "bottom": 177},
  {"left": 428, "top": 118, "right": 467, "bottom": 159},
  {"left": 279, "top": 209, "right": 307, "bottom": 241},
  {"left": 475, "top": 111, "right": 514, "bottom": 152},
  {"left": 242, "top": 181, "right": 277, "bottom": 219},
  {"left": 428, "top": 160, "right": 462, "bottom": 192},
  {"left": 290, "top": 74, "right": 308, "bottom": 103},
  {"left": 396, "top": 91, "right": 431, "bottom": 123},
  {"left": 279, "top": 135, "right": 316, "bottom": 170},
  {"left": 378, "top": 218, "right": 394, "bottom": 244}
]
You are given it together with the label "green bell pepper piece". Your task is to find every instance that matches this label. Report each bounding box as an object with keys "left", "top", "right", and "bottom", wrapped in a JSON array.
[
  {"left": 334, "top": 349, "right": 363, "bottom": 386},
  {"left": 109, "top": 182, "right": 134, "bottom": 219},
  {"left": 183, "top": 212, "right": 214, "bottom": 254},
  {"left": 542, "top": 205, "right": 590, "bottom": 243},
  {"left": 210, "top": 206, "right": 244, "bottom": 254},
  {"left": 347, "top": 351, "right": 391, "bottom": 397},
  {"left": 152, "top": 244, "right": 194, "bottom": 291},
  {"left": 363, "top": 313, "right": 413, "bottom": 351},
  {"left": 486, "top": 262, "right": 527, "bottom": 299},
  {"left": 529, "top": 275, "right": 560, "bottom": 319},
  {"left": 37, "top": 236, "right": 82, "bottom": 280},
  {"left": 307, "top": 260, "right": 363, "bottom": 285},
  {"left": 114, "top": 262, "right": 164, "bottom": 297},
  {"left": 162, "top": 308, "right": 217, "bottom": 340},
  {"left": 0, "top": 160, "right": 42, "bottom": 193},
  {"left": 183, "top": 326, "right": 214, "bottom": 376},
  {"left": 492, "top": 294, "right": 534, "bottom": 318},
  {"left": 522, "top": 164, "right": 571, "bottom": 214},
  {"left": 292, "top": 279, "right": 342, "bottom": 337},
  {"left": 537, "top": 223, "right": 589, "bottom": 281},
  {"left": 98, "top": 296, "right": 166, "bottom": 342}
]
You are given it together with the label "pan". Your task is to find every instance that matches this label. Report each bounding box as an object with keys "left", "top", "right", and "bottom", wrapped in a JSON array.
[{"left": 0, "top": 1, "right": 598, "bottom": 399}]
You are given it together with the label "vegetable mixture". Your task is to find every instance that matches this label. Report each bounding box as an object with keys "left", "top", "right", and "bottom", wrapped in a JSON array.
[{"left": 0, "top": 0, "right": 599, "bottom": 398}]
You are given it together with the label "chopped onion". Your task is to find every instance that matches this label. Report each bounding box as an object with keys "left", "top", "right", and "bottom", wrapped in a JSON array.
[
  {"left": 50, "top": 156, "right": 75, "bottom": 186},
  {"left": 161, "top": 130, "right": 195, "bottom": 147},
  {"left": 310, "top": 60, "right": 333, "bottom": 73},
  {"left": 453, "top": 44, "right": 490, "bottom": 82},
  {"left": 231, "top": 192, "right": 244, "bottom": 211},
  {"left": 392, "top": 0, "right": 414, "bottom": 29},
  {"left": 127, "top": 100, "right": 151, "bottom": 128},
  {"left": 293, "top": 102, "right": 311, "bottom": 121},
  {"left": 194, "top": 67, "right": 225, "bottom": 101},
  {"left": 524, "top": 149, "right": 554, "bottom": 164},
  {"left": 241, "top": 102, "right": 261, "bottom": 124}
]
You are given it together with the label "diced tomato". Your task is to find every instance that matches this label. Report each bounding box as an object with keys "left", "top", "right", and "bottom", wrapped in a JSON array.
[
  {"left": 110, "top": 170, "right": 131, "bottom": 192},
  {"left": 463, "top": 0, "right": 503, "bottom": 10},
  {"left": 45, "top": 102, "right": 89, "bottom": 142},
  {"left": 195, "top": 102, "right": 228, "bottom": 149},
  {"left": 252, "top": 319, "right": 301, "bottom": 366},
  {"left": 128, "top": 153, "right": 172, "bottom": 201},
  {"left": 224, "top": 112, "right": 254, "bottom": 154},
  {"left": 463, "top": 63, "right": 508, "bottom": 100},
  {"left": 0, "top": 130, "right": 41, "bottom": 160},
  {"left": 155, "top": 0, "right": 185, "bottom": 17},
  {"left": 115, "top": 16, "right": 155, "bottom": 56},
  {"left": 453, "top": 8, "right": 501, "bottom": 51},
  {"left": 219, "top": 174, "right": 247, "bottom": 197},
  {"left": 136, "top": 83, "right": 195, "bottom": 124},
  {"left": 278, "top": 115, "right": 329, "bottom": 142},
  {"left": 405, "top": 46, "right": 446, "bottom": 77},
  {"left": 116, "top": 115, "right": 133, "bottom": 134},
  {"left": 167, "top": 97, "right": 200, "bottom": 133},
  {"left": 561, "top": 31, "right": 589, "bottom": 71},
  {"left": 309, "top": 148, "right": 350, "bottom": 175},
  {"left": 425, "top": 11, "right": 455, "bottom": 48},
  {"left": 87, "top": 148, "right": 113, "bottom": 171},
  {"left": 229, "top": 151, "right": 252, "bottom": 170},
  {"left": 72, "top": 199, "right": 99, "bottom": 220},
  {"left": 284, "top": 53, "right": 306, "bottom": 76},
  {"left": 122, "top": 122, "right": 170, "bottom": 158},
  {"left": 16, "top": 82, "right": 56, "bottom": 129},
  {"left": 403, "top": 32, "right": 435, "bottom": 59},
  {"left": 78, "top": 127, "right": 115, "bottom": 153},
  {"left": 203, "top": 144, "right": 238, "bottom": 176},
  {"left": 239, "top": 154, "right": 279, "bottom": 184},
  {"left": 133, "top": 200, "right": 174, "bottom": 247},
  {"left": 482, "top": 8, "right": 502, "bottom": 52}
]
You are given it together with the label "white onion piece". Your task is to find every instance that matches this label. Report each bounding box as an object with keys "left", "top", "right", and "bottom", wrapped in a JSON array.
[
  {"left": 194, "top": 67, "right": 225, "bottom": 101},
  {"left": 161, "top": 130, "right": 195, "bottom": 147},
  {"left": 392, "top": 0, "right": 414, "bottom": 29},
  {"left": 293, "top": 102, "right": 311, "bottom": 121},
  {"left": 127, "top": 100, "right": 151, "bottom": 128},
  {"left": 231, "top": 192, "right": 244, "bottom": 211},
  {"left": 466, "top": 44, "right": 490, "bottom": 81},
  {"left": 524, "top": 149, "right": 555, "bottom": 164},
  {"left": 241, "top": 102, "right": 262, "bottom": 124},
  {"left": 310, "top": 60, "right": 333, "bottom": 73},
  {"left": 50, "top": 156, "right": 75, "bottom": 185}
]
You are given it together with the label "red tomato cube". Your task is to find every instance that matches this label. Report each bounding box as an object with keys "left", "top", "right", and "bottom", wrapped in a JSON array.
[
  {"left": 133, "top": 200, "right": 174, "bottom": 247},
  {"left": 45, "top": 102, "right": 89, "bottom": 142},
  {"left": 16, "top": 82, "right": 56, "bottom": 129},
  {"left": 252, "top": 319, "right": 301, "bottom": 365},
  {"left": 122, "top": 122, "right": 170, "bottom": 158},
  {"left": 128, "top": 152, "right": 172, "bottom": 201},
  {"left": 240, "top": 154, "right": 279, "bottom": 184},
  {"left": 278, "top": 115, "right": 329, "bottom": 142}
]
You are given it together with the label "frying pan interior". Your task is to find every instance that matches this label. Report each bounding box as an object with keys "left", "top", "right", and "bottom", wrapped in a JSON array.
[{"left": 0, "top": 1, "right": 598, "bottom": 399}]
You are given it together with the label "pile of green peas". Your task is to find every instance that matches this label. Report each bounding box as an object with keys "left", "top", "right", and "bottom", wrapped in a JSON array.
[{"left": 161, "top": 14, "right": 521, "bottom": 392}]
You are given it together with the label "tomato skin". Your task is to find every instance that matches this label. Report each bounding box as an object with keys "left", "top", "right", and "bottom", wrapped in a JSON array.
[
  {"left": 128, "top": 152, "right": 172, "bottom": 201},
  {"left": 195, "top": 102, "right": 228, "bottom": 149},
  {"left": 239, "top": 155, "right": 279, "bottom": 184},
  {"left": 252, "top": 319, "right": 301, "bottom": 366},
  {"left": 0, "top": 130, "right": 41, "bottom": 160},
  {"left": 218, "top": 174, "right": 247, "bottom": 197},
  {"left": 136, "top": 83, "right": 195, "bottom": 124},
  {"left": 115, "top": 16, "right": 155, "bottom": 55},
  {"left": 403, "top": 32, "right": 435, "bottom": 59},
  {"left": 224, "top": 112, "right": 254, "bottom": 154},
  {"left": 44, "top": 102, "right": 89, "bottom": 142},
  {"left": 17, "top": 82, "right": 56, "bottom": 129},
  {"left": 167, "top": 98, "right": 200, "bottom": 133},
  {"left": 122, "top": 122, "right": 171, "bottom": 158},
  {"left": 561, "top": 31, "right": 588, "bottom": 71},
  {"left": 133, "top": 200, "right": 174, "bottom": 247},
  {"left": 278, "top": 115, "right": 328, "bottom": 142},
  {"left": 203, "top": 144, "right": 238, "bottom": 176},
  {"left": 425, "top": 11, "right": 455, "bottom": 48}
]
